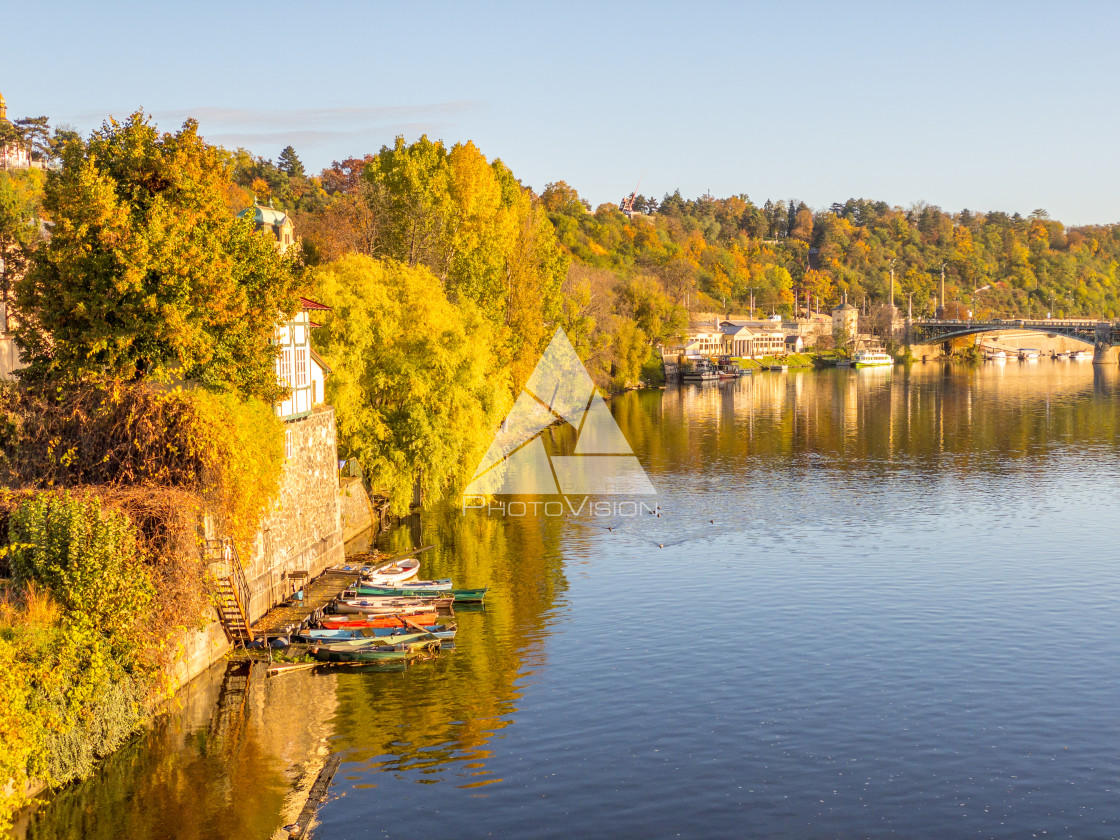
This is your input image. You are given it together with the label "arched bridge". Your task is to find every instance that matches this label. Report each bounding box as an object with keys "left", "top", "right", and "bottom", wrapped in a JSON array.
[{"left": 908, "top": 318, "right": 1120, "bottom": 351}]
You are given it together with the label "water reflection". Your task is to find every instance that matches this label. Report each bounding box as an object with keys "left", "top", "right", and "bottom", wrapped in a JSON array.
[
  {"left": 19, "top": 660, "right": 336, "bottom": 840},
  {"left": 332, "top": 506, "right": 569, "bottom": 792},
  {"left": 18, "top": 361, "right": 1120, "bottom": 839}
]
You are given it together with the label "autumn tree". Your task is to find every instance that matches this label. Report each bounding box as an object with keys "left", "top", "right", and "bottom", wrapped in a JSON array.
[
  {"left": 15, "top": 112, "right": 304, "bottom": 400},
  {"left": 541, "top": 181, "right": 589, "bottom": 215},
  {"left": 359, "top": 136, "right": 566, "bottom": 390},
  {"left": 0, "top": 169, "right": 45, "bottom": 301},
  {"left": 312, "top": 254, "right": 511, "bottom": 512}
]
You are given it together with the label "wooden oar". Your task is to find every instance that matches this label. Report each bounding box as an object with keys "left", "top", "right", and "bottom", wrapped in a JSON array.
[
  {"left": 377, "top": 545, "right": 435, "bottom": 564},
  {"left": 402, "top": 615, "right": 439, "bottom": 641}
]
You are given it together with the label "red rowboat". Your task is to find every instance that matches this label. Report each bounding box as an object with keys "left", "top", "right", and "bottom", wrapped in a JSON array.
[{"left": 319, "top": 612, "right": 440, "bottom": 630}]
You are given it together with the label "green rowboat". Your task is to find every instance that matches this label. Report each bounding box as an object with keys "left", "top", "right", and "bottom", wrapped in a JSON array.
[
  {"left": 355, "top": 584, "right": 488, "bottom": 603},
  {"left": 311, "top": 637, "right": 441, "bottom": 663}
]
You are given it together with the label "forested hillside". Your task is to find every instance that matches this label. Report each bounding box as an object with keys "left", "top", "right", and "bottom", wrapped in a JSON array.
[
  {"left": 5, "top": 117, "right": 1120, "bottom": 509},
  {"left": 543, "top": 188, "right": 1120, "bottom": 321}
]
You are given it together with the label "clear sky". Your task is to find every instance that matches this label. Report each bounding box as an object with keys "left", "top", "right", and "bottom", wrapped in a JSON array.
[{"left": 4, "top": 0, "right": 1119, "bottom": 224}]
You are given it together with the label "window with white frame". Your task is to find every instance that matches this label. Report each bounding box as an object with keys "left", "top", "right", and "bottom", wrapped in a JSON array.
[
  {"left": 279, "top": 348, "right": 293, "bottom": 388},
  {"left": 295, "top": 348, "right": 308, "bottom": 386}
]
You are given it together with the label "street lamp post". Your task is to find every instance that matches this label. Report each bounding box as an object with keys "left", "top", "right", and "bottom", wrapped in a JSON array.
[{"left": 889, "top": 259, "right": 896, "bottom": 312}]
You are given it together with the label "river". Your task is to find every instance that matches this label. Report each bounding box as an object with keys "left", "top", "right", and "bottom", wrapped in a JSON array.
[{"left": 18, "top": 361, "right": 1120, "bottom": 839}]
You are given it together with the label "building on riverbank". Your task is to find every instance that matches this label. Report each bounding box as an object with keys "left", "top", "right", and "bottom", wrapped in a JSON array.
[{"left": 673, "top": 317, "right": 802, "bottom": 360}]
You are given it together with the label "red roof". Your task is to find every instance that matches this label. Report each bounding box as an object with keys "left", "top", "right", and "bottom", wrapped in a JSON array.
[{"left": 300, "top": 297, "right": 331, "bottom": 311}]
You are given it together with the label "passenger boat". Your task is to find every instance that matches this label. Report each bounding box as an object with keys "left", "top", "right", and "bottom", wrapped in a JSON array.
[
  {"left": 318, "top": 612, "right": 441, "bottom": 629},
  {"left": 1070, "top": 349, "right": 1093, "bottom": 360},
  {"left": 1018, "top": 348, "right": 1041, "bottom": 360},
  {"left": 853, "top": 350, "right": 893, "bottom": 367},
  {"left": 681, "top": 359, "right": 719, "bottom": 382},
  {"left": 362, "top": 557, "right": 420, "bottom": 584},
  {"left": 716, "top": 357, "right": 744, "bottom": 379},
  {"left": 356, "top": 584, "right": 488, "bottom": 603},
  {"left": 986, "top": 349, "right": 1007, "bottom": 360}
]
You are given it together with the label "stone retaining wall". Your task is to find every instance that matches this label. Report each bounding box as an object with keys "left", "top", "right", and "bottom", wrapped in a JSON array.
[
  {"left": 174, "top": 406, "right": 346, "bottom": 684},
  {"left": 338, "top": 476, "right": 374, "bottom": 543}
]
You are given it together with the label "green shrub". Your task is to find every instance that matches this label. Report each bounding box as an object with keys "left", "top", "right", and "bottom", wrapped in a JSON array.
[{"left": 9, "top": 492, "right": 155, "bottom": 667}]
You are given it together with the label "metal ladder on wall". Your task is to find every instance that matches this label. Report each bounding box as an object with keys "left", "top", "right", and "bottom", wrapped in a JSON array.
[{"left": 206, "top": 537, "right": 255, "bottom": 645}]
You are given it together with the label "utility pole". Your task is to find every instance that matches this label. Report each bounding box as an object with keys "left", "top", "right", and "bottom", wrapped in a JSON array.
[{"left": 939, "top": 262, "right": 946, "bottom": 317}]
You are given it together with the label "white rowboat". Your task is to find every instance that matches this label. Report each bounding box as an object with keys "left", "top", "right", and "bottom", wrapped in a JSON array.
[{"left": 363, "top": 558, "right": 420, "bottom": 585}]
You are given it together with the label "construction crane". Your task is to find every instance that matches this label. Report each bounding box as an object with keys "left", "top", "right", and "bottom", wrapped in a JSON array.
[{"left": 620, "top": 174, "right": 643, "bottom": 218}]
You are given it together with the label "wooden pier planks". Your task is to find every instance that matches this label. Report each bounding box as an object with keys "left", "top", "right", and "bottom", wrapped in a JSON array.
[{"left": 252, "top": 569, "right": 362, "bottom": 640}]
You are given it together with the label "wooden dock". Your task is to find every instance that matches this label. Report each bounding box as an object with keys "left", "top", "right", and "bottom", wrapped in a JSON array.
[{"left": 251, "top": 569, "right": 361, "bottom": 644}]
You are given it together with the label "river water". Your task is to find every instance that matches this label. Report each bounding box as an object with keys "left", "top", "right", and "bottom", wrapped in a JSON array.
[{"left": 19, "top": 361, "right": 1120, "bottom": 839}]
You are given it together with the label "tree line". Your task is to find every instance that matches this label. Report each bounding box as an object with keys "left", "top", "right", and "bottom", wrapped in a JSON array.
[{"left": 548, "top": 187, "right": 1120, "bottom": 321}]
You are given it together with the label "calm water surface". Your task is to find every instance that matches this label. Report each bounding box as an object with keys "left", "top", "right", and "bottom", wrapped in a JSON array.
[{"left": 21, "top": 362, "right": 1120, "bottom": 839}]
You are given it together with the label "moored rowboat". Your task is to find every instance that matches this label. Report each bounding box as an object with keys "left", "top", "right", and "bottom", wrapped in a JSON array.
[
  {"left": 356, "top": 584, "right": 488, "bottom": 603},
  {"left": 362, "top": 557, "right": 420, "bottom": 585},
  {"left": 332, "top": 598, "right": 453, "bottom": 615},
  {"left": 318, "top": 612, "right": 441, "bottom": 629},
  {"left": 310, "top": 638, "right": 441, "bottom": 663},
  {"left": 296, "top": 623, "right": 457, "bottom": 642},
  {"left": 338, "top": 592, "right": 455, "bottom": 609},
  {"left": 356, "top": 578, "right": 454, "bottom": 593}
]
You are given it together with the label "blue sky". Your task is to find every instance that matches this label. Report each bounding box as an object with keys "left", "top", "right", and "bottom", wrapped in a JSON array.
[{"left": 4, "top": 0, "right": 1119, "bottom": 224}]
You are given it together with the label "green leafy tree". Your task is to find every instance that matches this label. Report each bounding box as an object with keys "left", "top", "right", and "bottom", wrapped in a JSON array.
[
  {"left": 616, "top": 273, "right": 688, "bottom": 346},
  {"left": 0, "top": 168, "right": 45, "bottom": 300},
  {"left": 356, "top": 136, "right": 565, "bottom": 390},
  {"left": 14, "top": 112, "right": 305, "bottom": 400},
  {"left": 49, "top": 124, "right": 81, "bottom": 161},
  {"left": 0, "top": 119, "right": 20, "bottom": 149},
  {"left": 312, "top": 254, "right": 512, "bottom": 512},
  {"left": 541, "top": 180, "right": 589, "bottom": 215},
  {"left": 14, "top": 116, "right": 51, "bottom": 161}
]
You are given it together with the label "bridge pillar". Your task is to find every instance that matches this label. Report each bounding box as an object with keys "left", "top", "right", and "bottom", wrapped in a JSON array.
[
  {"left": 1092, "top": 343, "right": 1119, "bottom": 365},
  {"left": 1094, "top": 322, "right": 1118, "bottom": 365}
]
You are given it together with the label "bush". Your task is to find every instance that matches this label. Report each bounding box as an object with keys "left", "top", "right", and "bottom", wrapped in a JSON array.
[
  {"left": 9, "top": 492, "right": 155, "bottom": 664},
  {"left": 0, "top": 382, "right": 284, "bottom": 551}
]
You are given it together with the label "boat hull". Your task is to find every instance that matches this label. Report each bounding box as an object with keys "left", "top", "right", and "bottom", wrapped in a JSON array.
[
  {"left": 311, "top": 639, "right": 441, "bottom": 663},
  {"left": 319, "top": 612, "right": 441, "bottom": 629},
  {"left": 363, "top": 557, "right": 420, "bottom": 585},
  {"left": 296, "top": 624, "right": 457, "bottom": 642},
  {"left": 356, "top": 578, "right": 453, "bottom": 593},
  {"left": 356, "top": 585, "right": 488, "bottom": 603}
]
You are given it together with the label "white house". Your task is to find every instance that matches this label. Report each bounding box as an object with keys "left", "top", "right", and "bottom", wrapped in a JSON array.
[{"left": 274, "top": 297, "right": 331, "bottom": 422}]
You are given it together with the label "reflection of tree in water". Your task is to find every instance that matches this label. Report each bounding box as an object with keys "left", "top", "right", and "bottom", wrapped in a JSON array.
[
  {"left": 613, "top": 366, "right": 1120, "bottom": 483},
  {"left": 333, "top": 504, "right": 568, "bottom": 788},
  {"left": 21, "top": 661, "right": 300, "bottom": 840}
]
